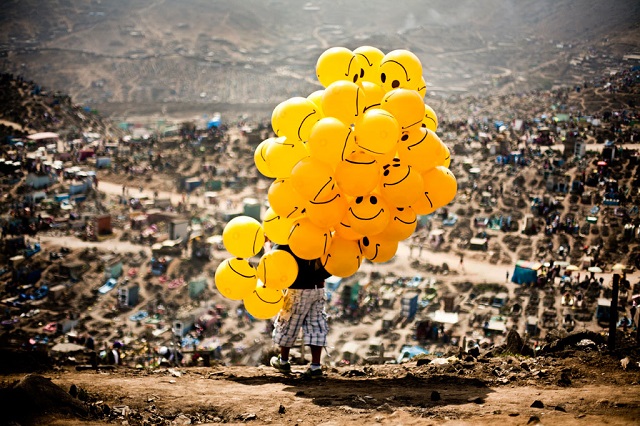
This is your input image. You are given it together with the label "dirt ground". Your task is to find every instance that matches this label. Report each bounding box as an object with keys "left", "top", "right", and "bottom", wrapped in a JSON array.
[{"left": 2, "top": 348, "right": 640, "bottom": 426}]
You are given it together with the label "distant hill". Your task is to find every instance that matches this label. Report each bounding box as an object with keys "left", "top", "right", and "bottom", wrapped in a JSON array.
[
  {"left": 0, "top": 73, "right": 124, "bottom": 141},
  {"left": 1, "top": 0, "right": 639, "bottom": 119}
]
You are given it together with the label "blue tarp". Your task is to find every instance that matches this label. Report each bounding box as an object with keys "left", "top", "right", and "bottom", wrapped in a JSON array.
[{"left": 511, "top": 260, "right": 542, "bottom": 285}]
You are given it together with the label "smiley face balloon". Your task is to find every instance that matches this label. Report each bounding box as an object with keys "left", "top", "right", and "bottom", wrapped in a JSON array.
[
  {"left": 381, "top": 88, "right": 425, "bottom": 132},
  {"left": 271, "top": 96, "right": 322, "bottom": 142},
  {"left": 355, "top": 109, "right": 400, "bottom": 158},
  {"left": 422, "top": 103, "right": 439, "bottom": 132},
  {"left": 256, "top": 249, "right": 298, "bottom": 290},
  {"left": 376, "top": 206, "right": 418, "bottom": 241},
  {"left": 412, "top": 166, "right": 457, "bottom": 215},
  {"left": 379, "top": 49, "right": 423, "bottom": 92},
  {"left": 243, "top": 282, "right": 285, "bottom": 320},
  {"left": 397, "top": 127, "right": 446, "bottom": 173},
  {"left": 321, "top": 80, "right": 366, "bottom": 126},
  {"left": 307, "top": 117, "right": 357, "bottom": 170},
  {"left": 264, "top": 136, "right": 309, "bottom": 178},
  {"left": 360, "top": 234, "right": 399, "bottom": 263},
  {"left": 345, "top": 193, "right": 391, "bottom": 236},
  {"left": 214, "top": 257, "right": 258, "bottom": 300},
  {"left": 316, "top": 47, "right": 362, "bottom": 88},
  {"left": 379, "top": 158, "right": 424, "bottom": 207},
  {"left": 354, "top": 45, "right": 385, "bottom": 83},
  {"left": 222, "top": 216, "right": 265, "bottom": 259},
  {"left": 254, "top": 137, "right": 276, "bottom": 178},
  {"left": 268, "top": 178, "right": 306, "bottom": 219},
  {"left": 262, "top": 207, "right": 297, "bottom": 245},
  {"left": 305, "top": 188, "right": 349, "bottom": 229},
  {"left": 290, "top": 156, "right": 336, "bottom": 202},
  {"left": 288, "top": 217, "right": 333, "bottom": 260},
  {"left": 335, "top": 151, "right": 380, "bottom": 197},
  {"left": 321, "top": 236, "right": 362, "bottom": 278}
]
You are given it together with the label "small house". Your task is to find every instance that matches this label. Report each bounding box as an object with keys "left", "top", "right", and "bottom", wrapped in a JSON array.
[{"left": 118, "top": 283, "right": 140, "bottom": 308}]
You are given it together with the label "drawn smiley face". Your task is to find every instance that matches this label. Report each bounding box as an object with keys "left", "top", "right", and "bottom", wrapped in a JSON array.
[
  {"left": 316, "top": 47, "right": 362, "bottom": 88},
  {"left": 379, "top": 158, "right": 424, "bottom": 207},
  {"left": 305, "top": 189, "right": 349, "bottom": 229},
  {"left": 321, "top": 236, "right": 362, "bottom": 278},
  {"left": 243, "top": 284, "right": 285, "bottom": 320},
  {"left": 353, "top": 45, "right": 385, "bottom": 83},
  {"left": 422, "top": 103, "right": 439, "bottom": 132},
  {"left": 214, "top": 258, "right": 257, "bottom": 301},
  {"left": 288, "top": 217, "right": 333, "bottom": 260},
  {"left": 335, "top": 150, "right": 381, "bottom": 197},
  {"left": 381, "top": 88, "right": 425, "bottom": 131},
  {"left": 359, "top": 234, "right": 399, "bottom": 263},
  {"left": 412, "top": 166, "right": 457, "bottom": 215},
  {"left": 346, "top": 193, "right": 390, "bottom": 236},
  {"left": 271, "top": 97, "right": 321, "bottom": 142},
  {"left": 376, "top": 206, "right": 418, "bottom": 241},
  {"left": 379, "top": 49, "right": 423, "bottom": 93},
  {"left": 397, "top": 127, "right": 445, "bottom": 173}
]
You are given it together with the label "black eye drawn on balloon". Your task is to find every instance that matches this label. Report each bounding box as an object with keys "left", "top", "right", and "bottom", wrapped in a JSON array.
[
  {"left": 370, "top": 196, "right": 378, "bottom": 204},
  {"left": 356, "top": 196, "right": 364, "bottom": 204},
  {"left": 383, "top": 169, "right": 390, "bottom": 176},
  {"left": 381, "top": 73, "right": 386, "bottom": 83}
]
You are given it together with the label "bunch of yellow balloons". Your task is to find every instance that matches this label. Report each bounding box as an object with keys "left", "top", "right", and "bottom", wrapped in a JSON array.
[{"left": 216, "top": 46, "right": 457, "bottom": 319}]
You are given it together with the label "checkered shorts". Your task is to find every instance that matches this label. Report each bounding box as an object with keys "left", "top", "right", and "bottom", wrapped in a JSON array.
[{"left": 272, "top": 288, "right": 328, "bottom": 348}]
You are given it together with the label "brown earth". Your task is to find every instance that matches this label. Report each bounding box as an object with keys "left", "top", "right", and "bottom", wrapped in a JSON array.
[{"left": 2, "top": 348, "right": 640, "bottom": 426}]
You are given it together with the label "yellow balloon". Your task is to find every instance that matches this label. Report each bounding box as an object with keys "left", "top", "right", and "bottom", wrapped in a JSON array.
[
  {"left": 441, "top": 143, "right": 451, "bottom": 168},
  {"left": 307, "top": 89, "right": 325, "bottom": 116},
  {"left": 360, "top": 234, "right": 399, "bottom": 263},
  {"left": 305, "top": 189, "right": 349, "bottom": 229},
  {"left": 361, "top": 81, "right": 385, "bottom": 112},
  {"left": 316, "top": 47, "right": 361, "bottom": 88},
  {"left": 254, "top": 137, "right": 276, "bottom": 178},
  {"left": 412, "top": 166, "right": 457, "bottom": 215},
  {"left": 267, "top": 178, "right": 306, "bottom": 219},
  {"left": 335, "top": 151, "right": 380, "bottom": 197},
  {"left": 355, "top": 109, "right": 400, "bottom": 157},
  {"left": 333, "top": 216, "right": 364, "bottom": 241},
  {"left": 290, "top": 156, "right": 336, "bottom": 202},
  {"left": 379, "top": 49, "right": 423, "bottom": 93},
  {"left": 222, "top": 216, "right": 265, "bottom": 259},
  {"left": 381, "top": 88, "right": 425, "bottom": 132},
  {"left": 271, "top": 101, "right": 284, "bottom": 134},
  {"left": 257, "top": 250, "right": 299, "bottom": 290},
  {"left": 354, "top": 45, "right": 385, "bottom": 83},
  {"left": 262, "top": 207, "right": 296, "bottom": 245},
  {"left": 288, "top": 217, "right": 333, "bottom": 260},
  {"left": 379, "top": 158, "right": 424, "bottom": 207},
  {"left": 345, "top": 193, "right": 391, "bottom": 236},
  {"left": 321, "top": 80, "right": 366, "bottom": 126},
  {"left": 321, "top": 236, "right": 362, "bottom": 278},
  {"left": 307, "top": 117, "right": 357, "bottom": 169},
  {"left": 243, "top": 283, "right": 285, "bottom": 320},
  {"left": 376, "top": 206, "right": 418, "bottom": 241},
  {"left": 415, "top": 76, "right": 427, "bottom": 98},
  {"left": 214, "top": 257, "right": 258, "bottom": 300},
  {"left": 271, "top": 97, "right": 322, "bottom": 142},
  {"left": 423, "top": 103, "right": 438, "bottom": 132},
  {"left": 264, "top": 136, "right": 309, "bottom": 178},
  {"left": 397, "top": 128, "right": 445, "bottom": 173}
]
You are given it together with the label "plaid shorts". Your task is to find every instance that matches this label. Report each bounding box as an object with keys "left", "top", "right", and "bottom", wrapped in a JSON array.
[{"left": 272, "top": 288, "right": 328, "bottom": 348}]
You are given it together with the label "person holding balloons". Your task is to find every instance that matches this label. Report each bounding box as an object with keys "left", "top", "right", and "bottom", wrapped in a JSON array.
[{"left": 269, "top": 243, "right": 331, "bottom": 378}]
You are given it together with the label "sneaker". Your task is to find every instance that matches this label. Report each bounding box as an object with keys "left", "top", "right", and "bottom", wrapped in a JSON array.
[
  {"left": 303, "top": 367, "right": 324, "bottom": 379},
  {"left": 270, "top": 356, "right": 291, "bottom": 373}
]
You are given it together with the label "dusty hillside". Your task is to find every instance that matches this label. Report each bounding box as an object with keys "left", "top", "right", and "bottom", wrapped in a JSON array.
[
  {"left": 1, "top": 0, "right": 639, "bottom": 119},
  {"left": 1, "top": 343, "right": 639, "bottom": 426}
]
